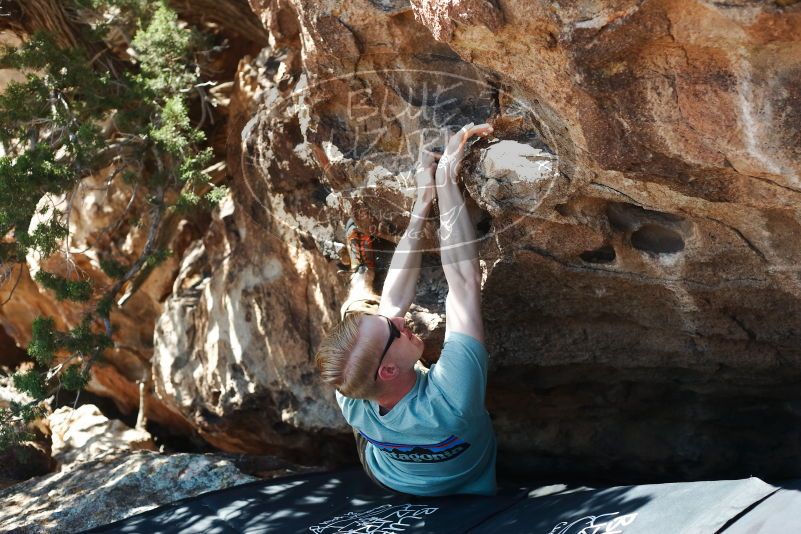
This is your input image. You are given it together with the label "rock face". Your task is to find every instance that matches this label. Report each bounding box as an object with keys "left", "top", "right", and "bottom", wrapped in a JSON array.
[
  {"left": 410, "top": 0, "right": 801, "bottom": 482},
  {"left": 216, "top": 0, "right": 800, "bottom": 481},
  {"left": 0, "top": 31, "right": 25, "bottom": 92},
  {"left": 48, "top": 404, "right": 156, "bottom": 469},
  {"left": 0, "top": 450, "right": 257, "bottom": 534},
  {"left": 0, "top": 168, "right": 202, "bottom": 434},
  {"left": 2, "top": 0, "right": 801, "bottom": 484},
  {"left": 151, "top": 192, "right": 353, "bottom": 462},
  {"left": 0, "top": 4, "right": 267, "bottom": 444}
]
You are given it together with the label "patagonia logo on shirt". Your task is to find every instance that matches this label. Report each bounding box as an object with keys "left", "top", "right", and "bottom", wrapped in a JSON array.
[{"left": 360, "top": 432, "right": 470, "bottom": 463}]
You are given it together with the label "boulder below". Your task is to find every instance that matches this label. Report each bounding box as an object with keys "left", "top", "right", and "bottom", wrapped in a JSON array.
[{"left": 0, "top": 450, "right": 257, "bottom": 534}]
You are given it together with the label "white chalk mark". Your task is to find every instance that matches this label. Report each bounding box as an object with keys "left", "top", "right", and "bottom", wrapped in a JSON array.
[
  {"left": 309, "top": 503, "right": 439, "bottom": 534},
  {"left": 736, "top": 56, "right": 799, "bottom": 186}
]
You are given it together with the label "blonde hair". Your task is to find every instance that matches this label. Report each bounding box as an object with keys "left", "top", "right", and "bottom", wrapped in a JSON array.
[{"left": 315, "top": 311, "right": 384, "bottom": 399}]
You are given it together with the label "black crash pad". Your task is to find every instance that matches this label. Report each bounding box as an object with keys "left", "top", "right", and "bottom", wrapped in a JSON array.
[
  {"left": 83, "top": 468, "right": 799, "bottom": 534},
  {"left": 718, "top": 479, "right": 801, "bottom": 534}
]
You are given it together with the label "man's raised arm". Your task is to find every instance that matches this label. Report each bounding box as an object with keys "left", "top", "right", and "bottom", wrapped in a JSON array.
[
  {"left": 377, "top": 146, "right": 439, "bottom": 318},
  {"left": 435, "top": 122, "right": 493, "bottom": 344}
]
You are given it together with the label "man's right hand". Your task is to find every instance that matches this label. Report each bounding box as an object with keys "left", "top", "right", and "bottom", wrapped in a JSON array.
[{"left": 414, "top": 142, "right": 441, "bottom": 205}]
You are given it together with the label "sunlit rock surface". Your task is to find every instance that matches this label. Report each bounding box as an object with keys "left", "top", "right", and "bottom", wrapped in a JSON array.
[
  {"left": 0, "top": 167, "right": 200, "bottom": 433},
  {"left": 0, "top": 450, "right": 256, "bottom": 534},
  {"left": 151, "top": 191, "right": 353, "bottom": 461},
  {"left": 48, "top": 405, "right": 156, "bottom": 470},
  {"left": 225, "top": 0, "right": 801, "bottom": 480},
  {"left": 0, "top": 6, "right": 266, "bottom": 443}
]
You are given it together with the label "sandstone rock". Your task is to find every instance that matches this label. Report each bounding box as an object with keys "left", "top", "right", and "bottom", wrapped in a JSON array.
[
  {"left": 223, "top": 0, "right": 801, "bottom": 482},
  {"left": 48, "top": 404, "right": 156, "bottom": 470},
  {"left": 410, "top": 0, "right": 505, "bottom": 42},
  {"left": 471, "top": 140, "right": 560, "bottom": 215},
  {"left": 0, "top": 443, "right": 53, "bottom": 491},
  {"left": 0, "top": 31, "right": 25, "bottom": 95},
  {"left": 4, "top": 0, "right": 801, "bottom": 485},
  {"left": 151, "top": 188, "right": 354, "bottom": 462},
  {"left": 0, "top": 450, "right": 257, "bottom": 534},
  {"left": 0, "top": 166, "right": 201, "bottom": 435}
]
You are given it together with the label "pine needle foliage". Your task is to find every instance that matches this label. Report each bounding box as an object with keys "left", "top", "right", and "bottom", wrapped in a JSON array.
[{"left": 0, "top": 0, "right": 229, "bottom": 452}]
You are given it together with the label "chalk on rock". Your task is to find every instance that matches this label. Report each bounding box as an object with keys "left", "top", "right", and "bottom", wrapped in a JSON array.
[{"left": 475, "top": 140, "right": 559, "bottom": 215}]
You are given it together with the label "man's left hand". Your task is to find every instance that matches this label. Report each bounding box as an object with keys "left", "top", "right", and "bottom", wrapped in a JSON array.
[{"left": 438, "top": 122, "right": 493, "bottom": 183}]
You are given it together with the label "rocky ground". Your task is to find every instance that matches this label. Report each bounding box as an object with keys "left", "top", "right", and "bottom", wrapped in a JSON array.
[
  {"left": 0, "top": 0, "right": 800, "bottom": 488},
  {"left": 0, "top": 397, "right": 317, "bottom": 533}
]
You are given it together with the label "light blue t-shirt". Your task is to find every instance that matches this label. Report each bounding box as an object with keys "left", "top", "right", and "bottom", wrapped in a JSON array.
[{"left": 335, "top": 331, "right": 497, "bottom": 496}]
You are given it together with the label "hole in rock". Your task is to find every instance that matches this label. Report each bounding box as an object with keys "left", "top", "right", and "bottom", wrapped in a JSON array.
[
  {"left": 477, "top": 212, "right": 492, "bottom": 236},
  {"left": 368, "top": 0, "right": 411, "bottom": 12},
  {"left": 0, "top": 327, "right": 28, "bottom": 370},
  {"left": 199, "top": 406, "right": 223, "bottom": 425},
  {"left": 580, "top": 244, "right": 616, "bottom": 264},
  {"left": 299, "top": 233, "right": 317, "bottom": 250},
  {"left": 312, "top": 184, "right": 331, "bottom": 203},
  {"left": 631, "top": 224, "right": 685, "bottom": 254},
  {"left": 606, "top": 202, "right": 684, "bottom": 232}
]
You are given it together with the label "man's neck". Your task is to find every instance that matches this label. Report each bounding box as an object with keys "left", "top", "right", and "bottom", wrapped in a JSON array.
[{"left": 376, "top": 368, "right": 417, "bottom": 412}]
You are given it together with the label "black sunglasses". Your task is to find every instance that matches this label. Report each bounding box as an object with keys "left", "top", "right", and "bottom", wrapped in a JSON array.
[{"left": 374, "top": 315, "right": 402, "bottom": 381}]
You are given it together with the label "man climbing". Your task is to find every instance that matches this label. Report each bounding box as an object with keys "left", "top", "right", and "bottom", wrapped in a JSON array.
[{"left": 315, "top": 122, "right": 497, "bottom": 497}]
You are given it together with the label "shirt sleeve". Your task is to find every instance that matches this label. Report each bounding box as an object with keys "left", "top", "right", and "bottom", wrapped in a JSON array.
[
  {"left": 335, "top": 389, "right": 353, "bottom": 421},
  {"left": 335, "top": 389, "right": 350, "bottom": 410},
  {"left": 428, "top": 331, "right": 490, "bottom": 418}
]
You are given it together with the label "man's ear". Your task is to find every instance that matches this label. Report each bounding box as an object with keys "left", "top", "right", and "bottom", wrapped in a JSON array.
[{"left": 378, "top": 363, "right": 399, "bottom": 381}]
